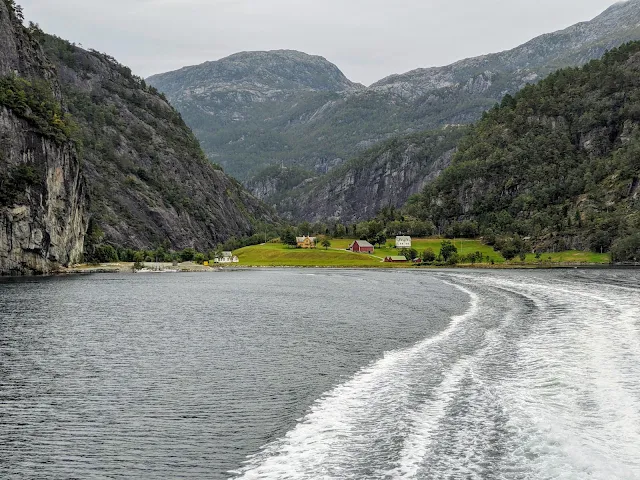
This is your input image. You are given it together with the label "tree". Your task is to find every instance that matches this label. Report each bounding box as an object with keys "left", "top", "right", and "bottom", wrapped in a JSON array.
[
  {"left": 440, "top": 240, "right": 458, "bottom": 261},
  {"left": 500, "top": 243, "right": 519, "bottom": 261},
  {"left": 374, "top": 232, "right": 387, "bottom": 247},
  {"left": 363, "top": 220, "right": 384, "bottom": 244},
  {"left": 589, "top": 231, "right": 612, "bottom": 253},
  {"left": 298, "top": 221, "right": 312, "bottom": 235},
  {"left": 422, "top": 248, "right": 436, "bottom": 263},
  {"left": 281, "top": 228, "right": 297, "bottom": 248},
  {"left": 401, "top": 248, "right": 419, "bottom": 261},
  {"left": 611, "top": 234, "right": 640, "bottom": 263},
  {"left": 446, "top": 252, "right": 460, "bottom": 265},
  {"left": 93, "top": 244, "right": 119, "bottom": 263},
  {"left": 179, "top": 248, "right": 197, "bottom": 262},
  {"left": 321, "top": 238, "right": 332, "bottom": 250}
]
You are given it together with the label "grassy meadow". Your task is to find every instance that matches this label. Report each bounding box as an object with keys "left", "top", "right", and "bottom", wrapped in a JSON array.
[
  {"left": 235, "top": 242, "right": 383, "bottom": 267},
  {"left": 235, "top": 238, "right": 611, "bottom": 268}
]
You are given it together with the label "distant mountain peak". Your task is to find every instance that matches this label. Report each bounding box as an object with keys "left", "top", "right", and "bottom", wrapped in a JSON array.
[{"left": 148, "top": 49, "right": 363, "bottom": 95}]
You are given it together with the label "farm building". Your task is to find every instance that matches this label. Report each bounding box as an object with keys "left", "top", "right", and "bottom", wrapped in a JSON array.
[
  {"left": 296, "top": 236, "right": 317, "bottom": 249},
  {"left": 385, "top": 256, "right": 408, "bottom": 263},
  {"left": 215, "top": 251, "right": 239, "bottom": 264},
  {"left": 395, "top": 236, "right": 412, "bottom": 248},
  {"left": 349, "top": 240, "right": 374, "bottom": 254}
]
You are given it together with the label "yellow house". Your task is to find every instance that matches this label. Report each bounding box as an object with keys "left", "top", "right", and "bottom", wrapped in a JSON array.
[{"left": 296, "top": 236, "right": 317, "bottom": 249}]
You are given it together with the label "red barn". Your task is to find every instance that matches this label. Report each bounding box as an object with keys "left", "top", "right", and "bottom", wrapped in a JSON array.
[
  {"left": 349, "top": 240, "right": 374, "bottom": 254},
  {"left": 385, "top": 256, "right": 408, "bottom": 263}
]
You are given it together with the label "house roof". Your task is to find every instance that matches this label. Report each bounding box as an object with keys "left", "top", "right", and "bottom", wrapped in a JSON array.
[
  {"left": 296, "top": 236, "right": 316, "bottom": 242},
  {"left": 396, "top": 236, "right": 411, "bottom": 241},
  {"left": 354, "top": 240, "right": 374, "bottom": 248},
  {"left": 222, "top": 251, "right": 233, "bottom": 257},
  {"left": 388, "top": 256, "right": 408, "bottom": 261}
]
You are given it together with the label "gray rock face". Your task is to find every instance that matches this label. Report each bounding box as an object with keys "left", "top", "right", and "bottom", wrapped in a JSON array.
[
  {"left": 275, "top": 127, "right": 466, "bottom": 222},
  {"left": 148, "top": 1, "right": 640, "bottom": 187},
  {"left": 39, "top": 34, "right": 275, "bottom": 252},
  {"left": 0, "top": 3, "right": 87, "bottom": 275},
  {"left": 369, "top": 0, "right": 640, "bottom": 99}
]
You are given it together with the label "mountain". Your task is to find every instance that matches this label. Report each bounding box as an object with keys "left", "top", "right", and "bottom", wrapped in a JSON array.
[
  {"left": 0, "top": 1, "right": 86, "bottom": 274},
  {"left": 147, "top": 50, "right": 364, "bottom": 179},
  {"left": 148, "top": 0, "right": 640, "bottom": 185},
  {"left": 256, "top": 126, "right": 467, "bottom": 222},
  {"left": 31, "top": 32, "right": 275, "bottom": 256},
  {"left": 1, "top": 1, "right": 276, "bottom": 274},
  {"left": 408, "top": 42, "right": 640, "bottom": 257}
]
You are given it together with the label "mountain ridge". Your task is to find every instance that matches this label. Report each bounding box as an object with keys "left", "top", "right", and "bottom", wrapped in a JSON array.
[{"left": 148, "top": 0, "right": 640, "bottom": 185}]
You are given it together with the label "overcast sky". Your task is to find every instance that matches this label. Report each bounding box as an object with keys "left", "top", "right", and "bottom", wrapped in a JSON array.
[{"left": 20, "top": 0, "right": 620, "bottom": 85}]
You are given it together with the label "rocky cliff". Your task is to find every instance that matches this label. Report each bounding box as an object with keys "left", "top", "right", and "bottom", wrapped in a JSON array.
[
  {"left": 272, "top": 127, "right": 466, "bottom": 222},
  {"left": 0, "top": 1, "right": 86, "bottom": 274},
  {"left": 148, "top": 0, "right": 640, "bottom": 187},
  {"left": 36, "top": 33, "right": 275, "bottom": 253}
]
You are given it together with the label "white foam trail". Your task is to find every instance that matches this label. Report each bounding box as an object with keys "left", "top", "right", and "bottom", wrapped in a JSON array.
[
  {"left": 231, "top": 283, "right": 479, "bottom": 479},
  {"left": 448, "top": 273, "right": 640, "bottom": 479},
  {"left": 231, "top": 271, "right": 640, "bottom": 479},
  {"left": 388, "top": 356, "right": 475, "bottom": 478}
]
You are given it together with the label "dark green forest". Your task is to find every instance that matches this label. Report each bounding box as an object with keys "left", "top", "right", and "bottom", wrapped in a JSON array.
[{"left": 407, "top": 42, "right": 640, "bottom": 261}]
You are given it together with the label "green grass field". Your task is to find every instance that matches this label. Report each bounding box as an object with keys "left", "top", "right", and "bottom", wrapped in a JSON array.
[
  {"left": 235, "top": 238, "right": 611, "bottom": 268},
  {"left": 235, "top": 242, "right": 383, "bottom": 267},
  {"left": 330, "top": 238, "right": 505, "bottom": 263},
  {"left": 523, "top": 250, "right": 610, "bottom": 264}
]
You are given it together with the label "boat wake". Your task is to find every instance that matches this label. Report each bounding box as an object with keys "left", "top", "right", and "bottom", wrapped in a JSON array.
[{"left": 230, "top": 271, "right": 640, "bottom": 479}]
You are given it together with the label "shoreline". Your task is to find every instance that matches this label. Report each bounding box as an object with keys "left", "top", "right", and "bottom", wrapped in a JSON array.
[
  {"left": 48, "top": 262, "right": 640, "bottom": 275},
  {"left": 3, "top": 261, "right": 638, "bottom": 279},
  {"left": 2, "top": 265, "right": 639, "bottom": 280}
]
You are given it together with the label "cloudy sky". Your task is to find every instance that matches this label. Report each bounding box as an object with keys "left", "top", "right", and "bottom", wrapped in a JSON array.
[{"left": 20, "top": 0, "right": 619, "bottom": 85}]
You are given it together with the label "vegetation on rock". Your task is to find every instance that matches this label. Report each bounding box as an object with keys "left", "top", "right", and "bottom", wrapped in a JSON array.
[
  {"left": 0, "top": 76, "right": 76, "bottom": 143},
  {"left": 407, "top": 42, "right": 640, "bottom": 257}
]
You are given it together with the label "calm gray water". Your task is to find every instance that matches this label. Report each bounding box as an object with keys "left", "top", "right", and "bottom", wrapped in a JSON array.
[{"left": 1, "top": 269, "right": 639, "bottom": 479}]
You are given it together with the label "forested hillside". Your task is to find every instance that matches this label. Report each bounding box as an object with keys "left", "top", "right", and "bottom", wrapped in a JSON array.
[{"left": 408, "top": 42, "right": 640, "bottom": 260}]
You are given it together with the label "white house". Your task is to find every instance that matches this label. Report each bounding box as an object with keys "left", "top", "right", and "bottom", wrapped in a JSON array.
[
  {"left": 395, "top": 236, "right": 412, "bottom": 248},
  {"left": 215, "top": 251, "right": 239, "bottom": 264}
]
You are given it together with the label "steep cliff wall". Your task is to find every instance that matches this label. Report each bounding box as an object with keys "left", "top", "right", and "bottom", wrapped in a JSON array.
[
  {"left": 36, "top": 33, "right": 274, "bottom": 252},
  {"left": 275, "top": 127, "right": 465, "bottom": 222},
  {"left": 0, "top": 1, "right": 86, "bottom": 274}
]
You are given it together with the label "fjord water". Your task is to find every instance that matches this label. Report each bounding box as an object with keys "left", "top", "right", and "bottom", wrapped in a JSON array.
[{"left": 1, "top": 270, "right": 639, "bottom": 479}]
